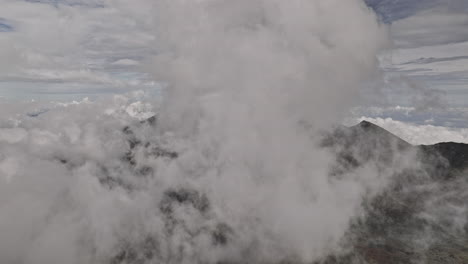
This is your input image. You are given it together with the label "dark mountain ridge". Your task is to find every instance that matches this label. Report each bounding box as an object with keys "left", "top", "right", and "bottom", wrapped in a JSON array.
[
  {"left": 321, "top": 120, "right": 468, "bottom": 263},
  {"left": 324, "top": 120, "right": 468, "bottom": 174}
]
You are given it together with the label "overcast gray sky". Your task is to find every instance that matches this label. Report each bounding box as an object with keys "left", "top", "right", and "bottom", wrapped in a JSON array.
[{"left": 0, "top": 0, "right": 467, "bottom": 113}]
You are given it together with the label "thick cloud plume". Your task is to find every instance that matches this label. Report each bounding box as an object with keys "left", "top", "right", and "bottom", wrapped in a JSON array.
[
  {"left": 0, "top": 1, "right": 390, "bottom": 263},
  {"left": 147, "top": 0, "right": 387, "bottom": 260}
]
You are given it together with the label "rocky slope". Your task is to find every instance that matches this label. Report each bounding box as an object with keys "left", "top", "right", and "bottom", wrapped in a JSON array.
[{"left": 321, "top": 121, "right": 468, "bottom": 264}]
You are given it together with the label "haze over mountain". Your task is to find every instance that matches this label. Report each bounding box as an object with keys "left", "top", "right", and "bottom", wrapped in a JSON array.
[{"left": 320, "top": 120, "right": 468, "bottom": 263}]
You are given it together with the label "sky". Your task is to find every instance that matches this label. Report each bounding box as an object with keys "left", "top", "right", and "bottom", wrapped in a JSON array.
[
  {"left": 0, "top": 0, "right": 467, "bottom": 128},
  {"left": 0, "top": 0, "right": 158, "bottom": 100},
  {"left": 362, "top": 0, "right": 468, "bottom": 129}
]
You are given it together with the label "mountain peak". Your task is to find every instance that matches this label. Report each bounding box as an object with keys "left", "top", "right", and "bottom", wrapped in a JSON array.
[
  {"left": 358, "top": 120, "right": 379, "bottom": 129},
  {"left": 351, "top": 120, "right": 412, "bottom": 147}
]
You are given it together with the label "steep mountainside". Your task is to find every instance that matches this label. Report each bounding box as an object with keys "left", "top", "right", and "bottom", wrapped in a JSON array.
[{"left": 321, "top": 121, "right": 468, "bottom": 263}]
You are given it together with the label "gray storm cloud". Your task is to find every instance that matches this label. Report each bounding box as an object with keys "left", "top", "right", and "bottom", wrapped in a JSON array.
[{"left": 0, "top": 1, "right": 392, "bottom": 263}]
